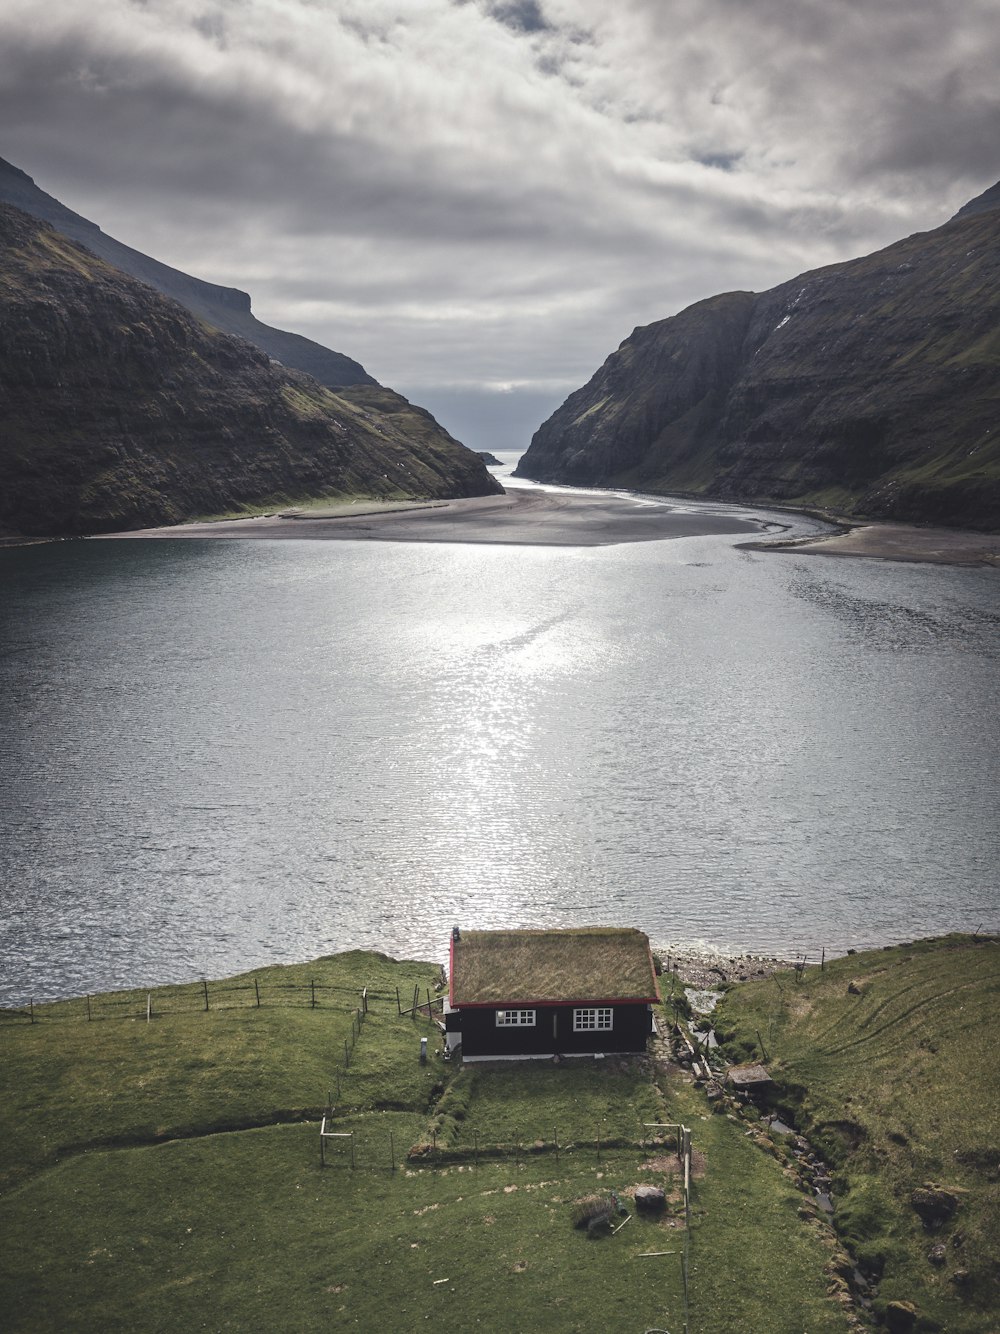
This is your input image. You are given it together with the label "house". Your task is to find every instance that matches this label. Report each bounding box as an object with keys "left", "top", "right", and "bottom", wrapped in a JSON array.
[{"left": 443, "top": 926, "right": 660, "bottom": 1062}]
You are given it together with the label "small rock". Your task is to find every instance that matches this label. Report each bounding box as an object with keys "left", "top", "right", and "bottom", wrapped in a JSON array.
[
  {"left": 950, "top": 1269, "right": 971, "bottom": 1286},
  {"left": 847, "top": 980, "right": 862, "bottom": 995},
  {"left": 952, "top": 1230, "right": 965, "bottom": 1249},
  {"left": 633, "top": 1185, "right": 666, "bottom": 1213},
  {"left": 884, "top": 1299, "right": 918, "bottom": 1332},
  {"left": 927, "top": 1243, "right": 947, "bottom": 1267}
]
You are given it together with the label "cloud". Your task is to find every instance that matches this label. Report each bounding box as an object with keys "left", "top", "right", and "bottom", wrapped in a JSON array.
[{"left": 1, "top": 0, "right": 997, "bottom": 448}]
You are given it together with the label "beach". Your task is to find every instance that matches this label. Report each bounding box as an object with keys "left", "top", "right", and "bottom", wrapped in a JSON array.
[
  {"left": 89, "top": 486, "right": 999, "bottom": 566},
  {"left": 92, "top": 487, "right": 767, "bottom": 546},
  {"left": 749, "top": 519, "right": 1000, "bottom": 567}
]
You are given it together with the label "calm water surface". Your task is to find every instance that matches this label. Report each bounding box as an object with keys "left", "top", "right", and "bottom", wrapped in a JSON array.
[{"left": 1, "top": 471, "right": 998, "bottom": 1002}]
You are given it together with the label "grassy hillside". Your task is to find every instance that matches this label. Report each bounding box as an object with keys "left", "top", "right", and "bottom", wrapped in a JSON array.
[
  {"left": 517, "top": 200, "right": 1000, "bottom": 531},
  {"left": 0, "top": 203, "right": 500, "bottom": 538},
  {"left": 1, "top": 952, "right": 855, "bottom": 1333},
  {"left": 714, "top": 934, "right": 999, "bottom": 1331}
]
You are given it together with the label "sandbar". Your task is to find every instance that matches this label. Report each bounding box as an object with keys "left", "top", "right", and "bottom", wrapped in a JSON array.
[
  {"left": 93, "top": 487, "right": 767, "bottom": 547},
  {"left": 750, "top": 521, "right": 1000, "bottom": 568}
]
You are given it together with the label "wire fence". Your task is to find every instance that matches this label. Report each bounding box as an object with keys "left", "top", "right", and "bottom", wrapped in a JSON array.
[{"left": 0, "top": 978, "right": 396, "bottom": 1026}]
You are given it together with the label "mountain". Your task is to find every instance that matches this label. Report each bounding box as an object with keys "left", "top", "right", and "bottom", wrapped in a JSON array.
[
  {"left": 0, "top": 204, "right": 499, "bottom": 538},
  {"left": 516, "top": 187, "right": 1000, "bottom": 530},
  {"left": 0, "top": 156, "right": 375, "bottom": 390}
]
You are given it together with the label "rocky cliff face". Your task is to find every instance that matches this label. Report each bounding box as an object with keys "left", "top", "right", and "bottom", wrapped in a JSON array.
[
  {"left": 0, "top": 156, "right": 375, "bottom": 391},
  {"left": 0, "top": 205, "right": 500, "bottom": 537},
  {"left": 517, "top": 189, "right": 1000, "bottom": 530}
]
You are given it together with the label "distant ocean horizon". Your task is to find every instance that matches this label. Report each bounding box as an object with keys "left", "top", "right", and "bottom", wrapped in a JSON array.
[{"left": 1, "top": 459, "right": 997, "bottom": 1004}]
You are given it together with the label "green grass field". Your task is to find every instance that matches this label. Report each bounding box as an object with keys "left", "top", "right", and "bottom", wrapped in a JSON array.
[
  {"left": 715, "top": 934, "right": 999, "bottom": 1332},
  {"left": 0, "top": 950, "right": 866, "bottom": 1332}
]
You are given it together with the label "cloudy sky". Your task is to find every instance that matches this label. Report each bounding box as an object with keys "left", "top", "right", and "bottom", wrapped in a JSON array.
[{"left": 2, "top": 0, "right": 999, "bottom": 451}]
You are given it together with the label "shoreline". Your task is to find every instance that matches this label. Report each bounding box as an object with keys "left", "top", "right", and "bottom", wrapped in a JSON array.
[
  {"left": 88, "top": 486, "right": 767, "bottom": 547},
  {"left": 744, "top": 519, "right": 1000, "bottom": 567},
  {"left": 4, "top": 485, "right": 989, "bottom": 566}
]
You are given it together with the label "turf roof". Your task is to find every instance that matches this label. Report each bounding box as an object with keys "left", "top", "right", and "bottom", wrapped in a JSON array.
[{"left": 450, "top": 927, "right": 659, "bottom": 1006}]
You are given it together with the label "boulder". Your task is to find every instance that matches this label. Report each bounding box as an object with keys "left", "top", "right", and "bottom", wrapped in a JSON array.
[
  {"left": 910, "top": 1186, "right": 960, "bottom": 1229},
  {"left": 884, "top": 1300, "right": 918, "bottom": 1332},
  {"left": 927, "top": 1243, "right": 947, "bottom": 1267},
  {"left": 633, "top": 1186, "right": 667, "bottom": 1213}
]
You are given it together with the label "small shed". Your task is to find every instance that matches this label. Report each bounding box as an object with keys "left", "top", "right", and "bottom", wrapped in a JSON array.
[{"left": 444, "top": 926, "right": 660, "bottom": 1062}]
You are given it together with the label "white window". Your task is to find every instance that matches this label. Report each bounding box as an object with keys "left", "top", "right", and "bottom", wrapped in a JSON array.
[
  {"left": 496, "top": 1009, "right": 536, "bottom": 1027},
  {"left": 573, "top": 1007, "right": 613, "bottom": 1032}
]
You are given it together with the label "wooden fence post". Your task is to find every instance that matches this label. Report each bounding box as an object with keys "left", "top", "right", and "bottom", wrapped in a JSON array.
[
  {"left": 202, "top": 978, "right": 209, "bottom": 1012},
  {"left": 86, "top": 994, "right": 92, "bottom": 1022},
  {"left": 29, "top": 998, "right": 34, "bottom": 1025},
  {"left": 344, "top": 1039, "right": 350, "bottom": 1068},
  {"left": 311, "top": 979, "right": 316, "bottom": 1009},
  {"left": 396, "top": 987, "right": 401, "bottom": 1015},
  {"left": 254, "top": 978, "right": 260, "bottom": 1007}
]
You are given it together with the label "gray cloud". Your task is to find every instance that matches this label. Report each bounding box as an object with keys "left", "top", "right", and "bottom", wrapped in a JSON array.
[{"left": 1, "top": 0, "right": 997, "bottom": 450}]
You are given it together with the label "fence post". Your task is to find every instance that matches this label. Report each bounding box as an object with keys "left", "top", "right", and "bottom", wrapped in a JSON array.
[
  {"left": 86, "top": 994, "right": 92, "bottom": 1022},
  {"left": 362, "top": 986, "right": 368, "bottom": 1015},
  {"left": 146, "top": 993, "right": 152, "bottom": 1023},
  {"left": 254, "top": 978, "right": 260, "bottom": 1008},
  {"left": 344, "top": 1039, "right": 350, "bottom": 1069},
  {"left": 821, "top": 947, "right": 825, "bottom": 971},
  {"left": 412, "top": 984, "right": 419, "bottom": 1017},
  {"left": 474, "top": 1131, "right": 479, "bottom": 1167},
  {"left": 202, "top": 978, "right": 209, "bottom": 1012},
  {"left": 29, "top": 998, "right": 34, "bottom": 1025},
  {"left": 390, "top": 1132, "right": 395, "bottom": 1173},
  {"left": 596, "top": 1127, "right": 601, "bottom": 1163},
  {"left": 351, "top": 1134, "right": 356, "bottom": 1170},
  {"left": 396, "top": 987, "right": 401, "bottom": 1015},
  {"left": 554, "top": 1127, "right": 559, "bottom": 1164},
  {"left": 311, "top": 979, "right": 316, "bottom": 1009}
]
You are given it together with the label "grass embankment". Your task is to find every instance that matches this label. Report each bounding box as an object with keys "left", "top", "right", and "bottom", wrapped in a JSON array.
[
  {"left": 715, "top": 934, "right": 999, "bottom": 1332},
  {"left": 1, "top": 952, "right": 852, "bottom": 1333}
]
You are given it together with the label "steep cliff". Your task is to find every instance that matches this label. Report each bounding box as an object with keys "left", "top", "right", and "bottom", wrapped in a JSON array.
[
  {"left": 517, "top": 189, "right": 1000, "bottom": 530},
  {"left": 0, "top": 205, "right": 500, "bottom": 537},
  {"left": 0, "top": 156, "right": 375, "bottom": 390}
]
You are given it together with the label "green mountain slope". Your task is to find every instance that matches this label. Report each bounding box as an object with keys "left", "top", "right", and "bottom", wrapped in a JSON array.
[
  {"left": 0, "top": 204, "right": 500, "bottom": 537},
  {"left": 517, "top": 189, "right": 1000, "bottom": 530}
]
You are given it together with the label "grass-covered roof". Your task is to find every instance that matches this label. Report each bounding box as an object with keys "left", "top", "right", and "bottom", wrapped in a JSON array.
[{"left": 450, "top": 927, "right": 659, "bottom": 1006}]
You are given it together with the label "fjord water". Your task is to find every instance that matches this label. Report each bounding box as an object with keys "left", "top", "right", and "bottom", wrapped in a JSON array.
[{"left": 1, "top": 481, "right": 997, "bottom": 1003}]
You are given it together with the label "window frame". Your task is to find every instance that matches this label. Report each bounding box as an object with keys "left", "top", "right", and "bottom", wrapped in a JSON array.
[
  {"left": 495, "top": 1008, "right": 536, "bottom": 1027},
  {"left": 573, "top": 1006, "right": 614, "bottom": 1032}
]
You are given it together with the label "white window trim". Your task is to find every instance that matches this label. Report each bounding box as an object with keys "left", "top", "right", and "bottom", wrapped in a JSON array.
[
  {"left": 573, "top": 1007, "right": 613, "bottom": 1032},
  {"left": 496, "top": 1008, "right": 536, "bottom": 1027}
]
